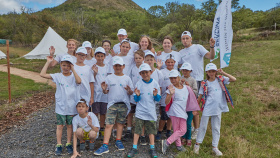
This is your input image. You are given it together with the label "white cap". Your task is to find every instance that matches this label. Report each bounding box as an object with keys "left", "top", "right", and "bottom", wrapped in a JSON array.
[
  {"left": 76, "top": 100, "right": 88, "bottom": 106},
  {"left": 82, "top": 41, "right": 92, "bottom": 48},
  {"left": 61, "top": 54, "right": 74, "bottom": 65},
  {"left": 112, "top": 56, "right": 125, "bottom": 66},
  {"left": 205, "top": 63, "right": 218, "bottom": 71},
  {"left": 117, "top": 28, "right": 127, "bottom": 36},
  {"left": 180, "top": 62, "right": 192, "bottom": 71},
  {"left": 76, "top": 47, "right": 87, "bottom": 55},
  {"left": 139, "top": 63, "right": 151, "bottom": 73},
  {"left": 169, "top": 69, "right": 180, "bottom": 77},
  {"left": 94, "top": 47, "right": 106, "bottom": 54},
  {"left": 121, "top": 38, "right": 131, "bottom": 45},
  {"left": 181, "top": 31, "right": 192, "bottom": 38},
  {"left": 165, "top": 53, "right": 175, "bottom": 61},
  {"left": 145, "top": 51, "right": 155, "bottom": 58}
]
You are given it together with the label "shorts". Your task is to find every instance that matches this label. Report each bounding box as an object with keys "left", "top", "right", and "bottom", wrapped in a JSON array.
[
  {"left": 92, "top": 102, "right": 108, "bottom": 115},
  {"left": 81, "top": 129, "right": 99, "bottom": 140},
  {"left": 105, "top": 103, "right": 128, "bottom": 125},
  {"left": 129, "top": 103, "right": 136, "bottom": 113},
  {"left": 56, "top": 113, "right": 74, "bottom": 125},
  {"left": 160, "top": 106, "right": 169, "bottom": 120},
  {"left": 134, "top": 117, "right": 157, "bottom": 135}
]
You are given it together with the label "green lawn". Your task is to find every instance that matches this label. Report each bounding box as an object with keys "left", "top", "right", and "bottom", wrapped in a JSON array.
[{"left": 177, "top": 40, "right": 280, "bottom": 157}]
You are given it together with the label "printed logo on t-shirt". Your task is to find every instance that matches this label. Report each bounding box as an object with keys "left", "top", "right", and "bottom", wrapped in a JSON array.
[
  {"left": 110, "top": 84, "right": 116, "bottom": 86},
  {"left": 80, "top": 73, "right": 83, "bottom": 76},
  {"left": 58, "top": 82, "right": 64, "bottom": 86}
]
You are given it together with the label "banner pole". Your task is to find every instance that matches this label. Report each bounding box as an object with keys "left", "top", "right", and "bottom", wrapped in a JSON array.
[{"left": 6, "top": 40, "right": 11, "bottom": 104}]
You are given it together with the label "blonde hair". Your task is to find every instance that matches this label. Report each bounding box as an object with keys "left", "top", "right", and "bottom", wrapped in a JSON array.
[
  {"left": 134, "top": 50, "right": 145, "bottom": 59},
  {"left": 139, "top": 35, "right": 153, "bottom": 50},
  {"left": 67, "top": 39, "right": 79, "bottom": 56}
]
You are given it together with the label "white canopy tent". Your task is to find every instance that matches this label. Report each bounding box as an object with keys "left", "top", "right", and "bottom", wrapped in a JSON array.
[
  {"left": 23, "top": 27, "right": 67, "bottom": 59},
  {"left": 0, "top": 50, "right": 6, "bottom": 59}
]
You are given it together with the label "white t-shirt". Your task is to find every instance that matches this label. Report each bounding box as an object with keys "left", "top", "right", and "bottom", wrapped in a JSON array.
[
  {"left": 113, "top": 42, "right": 139, "bottom": 56},
  {"left": 130, "top": 65, "right": 141, "bottom": 104},
  {"left": 151, "top": 69, "right": 164, "bottom": 89},
  {"left": 179, "top": 44, "right": 208, "bottom": 81},
  {"left": 108, "top": 55, "right": 135, "bottom": 76},
  {"left": 104, "top": 54, "right": 112, "bottom": 65},
  {"left": 198, "top": 77, "right": 230, "bottom": 116},
  {"left": 157, "top": 51, "right": 181, "bottom": 70},
  {"left": 134, "top": 79, "right": 161, "bottom": 121},
  {"left": 84, "top": 58, "right": 97, "bottom": 68},
  {"left": 105, "top": 74, "right": 134, "bottom": 112},
  {"left": 72, "top": 112, "right": 100, "bottom": 132},
  {"left": 94, "top": 64, "right": 109, "bottom": 103},
  {"left": 160, "top": 68, "right": 177, "bottom": 106},
  {"left": 74, "top": 64, "right": 95, "bottom": 106},
  {"left": 55, "top": 53, "right": 77, "bottom": 64},
  {"left": 50, "top": 73, "right": 80, "bottom": 115},
  {"left": 166, "top": 85, "right": 189, "bottom": 120}
]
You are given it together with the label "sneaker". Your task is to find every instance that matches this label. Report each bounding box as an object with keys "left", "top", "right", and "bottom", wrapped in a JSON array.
[
  {"left": 55, "top": 144, "right": 63, "bottom": 156},
  {"left": 89, "top": 141, "right": 95, "bottom": 151},
  {"left": 161, "top": 139, "right": 169, "bottom": 154},
  {"left": 79, "top": 141, "right": 86, "bottom": 152},
  {"left": 140, "top": 136, "right": 148, "bottom": 145},
  {"left": 149, "top": 148, "right": 158, "bottom": 158},
  {"left": 66, "top": 143, "right": 73, "bottom": 154},
  {"left": 127, "top": 148, "right": 138, "bottom": 157},
  {"left": 192, "top": 129, "right": 198, "bottom": 140},
  {"left": 212, "top": 148, "right": 223, "bottom": 156},
  {"left": 194, "top": 144, "right": 200, "bottom": 154},
  {"left": 155, "top": 132, "right": 162, "bottom": 141},
  {"left": 191, "top": 126, "right": 195, "bottom": 133},
  {"left": 166, "top": 132, "right": 171, "bottom": 138},
  {"left": 186, "top": 140, "right": 192, "bottom": 147},
  {"left": 112, "top": 130, "right": 117, "bottom": 138},
  {"left": 115, "top": 140, "right": 125, "bottom": 150},
  {"left": 94, "top": 144, "right": 109, "bottom": 155},
  {"left": 177, "top": 146, "right": 187, "bottom": 152}
]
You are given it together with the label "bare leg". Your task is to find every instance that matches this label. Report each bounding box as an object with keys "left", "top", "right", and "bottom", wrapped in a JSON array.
[
  {"left": 66, "top": 125, "right": 73, "bottom": 143},
  {"left": 133, "top": 134, "right": 140, "bottom": 145},
  {"left": 193, "top": 115, "right": 200, "bottom": 129},
  {"left": 56, "top": 125, "right": 64, "bottom": 144},
  {"left": 116, "top": 123, "right": 124, "bottom": 140},
  {"left": 127, "top": 113, "right": 133, "bottom": 129},
  {"left": 148, "top": 134, "right": 155, "bottom": 145},
  {"left": 158, "top": 120, "right": 166, "bottom": 131},
  {"left": 100, "top": 115, "right": 106, "bottom": 129},
  {"left": 167, "top": 118, "right": 172, "bottom": 130},
  {"left": 103, "top": 124, "right": 114, "bottom": 144}
]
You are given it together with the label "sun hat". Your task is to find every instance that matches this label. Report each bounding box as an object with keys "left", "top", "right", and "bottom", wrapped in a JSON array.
[
  {"left": 82, "top": 41, "right": 92, "bottom": 48},
  {"left": 112, "top": 56, "right": 125, "bottom": 66},
  {"left": 117, "top": 28, "right": 127, "bottom": 36},
  {"left": 76, "top": 47, "right": 87, "bottom": 55},
  {"left": 139, "top": 63, "right": 152, "bottom": 73},
  {"left": 205, "top": 63, "right": 218, "bottom": 71},
  {"left": 181, "top": 31, "right": 192, "bottom": 38},
  {"left": 180, "top": 62, "right": 192, "bottom": 71},
  {"left": 169, "top": 69, "right": 180, "bottom": 77},
  {"left": 61, "top": 54, "right": 74, "bottom": 65},
  {"left": 94, "top": 47, "right": 106, "bottom": 55},
  {"left": 144, "top": 51, "right": 155, "bottom": 58}
]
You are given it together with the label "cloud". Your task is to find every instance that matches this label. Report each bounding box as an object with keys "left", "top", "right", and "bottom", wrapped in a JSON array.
[{"left": 0, "top": 0, "right": 22, "bottom": 14}]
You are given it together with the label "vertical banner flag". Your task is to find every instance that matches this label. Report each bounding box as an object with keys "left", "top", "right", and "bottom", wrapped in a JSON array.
[{"left": 211, "top": 0, "right": 233, "bottom": 68}]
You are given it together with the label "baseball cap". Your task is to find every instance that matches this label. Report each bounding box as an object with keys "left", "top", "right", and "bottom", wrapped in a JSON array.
[
  {"left": 117, "top": 28, "right": 127, "bottom": 36},
  {"left": 82, "top": 41, "right": 92, "bottom": 48},
  {"left": 94, "top": 47, "right": 106, "bottom": 55},
  {"left": 180, "top": 62, "right": 192, "bottom": 71},
  {"left": 169, "top": 69, "right": 180, "bottom": 77},
  {"left": 181, "top": 31, "right": 192, "bottom": 38},
  {"left": 205, "top": 63, "right": 218, "bottom": 71},
  {"left": 76, "top": 47, "right": 87, "bottom": 55},
  {"left": 112, "top": 56, "right": 125, "bottom": 66},
  {"left": 61, "top": 54, "right": 74, "bottom": 65},
  {"left": 76, "top": 99, "right": 88, "bottom": 107},
  {"left": 121, "top": 38, "right": 131, "bottom": 45},
  {"left": 144, "top": 51, "right": 155, "bottom": 58},
  {"left": 139, "top": 63, "right": 152, "bottom": 73},
  {"left": 165, "top": 54, "right": 175, "bottom": 61}
]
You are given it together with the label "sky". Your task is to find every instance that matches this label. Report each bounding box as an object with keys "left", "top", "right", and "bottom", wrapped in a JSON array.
[{"left": 0, "top": 0, "right": 278, "bottom": 14}]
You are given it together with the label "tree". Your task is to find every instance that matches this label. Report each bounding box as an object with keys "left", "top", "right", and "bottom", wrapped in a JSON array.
[
  {"left": 218, "top": 0, "right": 240, "bottom": 9},
  {"left": 201, "top": 0, "right": 217, "bottom": 21}
]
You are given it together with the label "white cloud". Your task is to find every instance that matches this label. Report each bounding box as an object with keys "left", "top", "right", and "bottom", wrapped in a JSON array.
[{"left": 0, "top": 0, "right": 22, "bottom": 14}]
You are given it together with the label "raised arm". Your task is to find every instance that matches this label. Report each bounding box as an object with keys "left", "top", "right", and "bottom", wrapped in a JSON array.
[
  {"left": 218, "top": 69, "right": 236, "bottom": 82},
  {"left": 204, "top": 38, "right": 215, "bottom": 59},
  {"left": 71, "top": 65, "right": 82, "bottom": 84},
  {"left": 40, "top": 56, "right": 53, "bottom": 79}
]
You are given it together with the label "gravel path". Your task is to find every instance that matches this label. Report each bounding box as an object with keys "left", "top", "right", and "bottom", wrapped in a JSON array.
[{"left": 0, "top": 104, "right": 180, "bottom": 158}]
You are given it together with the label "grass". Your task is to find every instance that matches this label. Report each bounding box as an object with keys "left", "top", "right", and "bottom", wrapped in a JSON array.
[{"left": 177, "top": 40, "right": 280, "bottom": 157}]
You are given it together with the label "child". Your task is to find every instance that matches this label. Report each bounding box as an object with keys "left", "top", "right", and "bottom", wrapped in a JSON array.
[
  {"left": 124, "top": 50, "right": 145, "bottom": 140},
  {"left": 71, "top": 99, "right": 100, "bottom": 158},
  {"left": 49, "top": 39, "right": 79, "bottom": 67},
  {"left": 74, "top": 47, "right": 95, "bottom": 106},
  {"left": 82, "top": 41, "right": 97, "bottom": 67},
  {"left": 180, "top": 62, "right": 198, "bottom": 146},
  {"left": 161, "top": 70, "right": 200, "bottom": 154},
  {"left": 94, "top": 56, "right": 134, "bottom": 156},
  {"left": 40, "top": 55, "right": 81, "bottom": 156},
  {"left": 91, "top": 47, "right": 109, "bottom": 139},
  {"left": 156, "top": 54, "right": 177, "bottom": 141},
  {"left": 102, "top": 40, "right": 114, "bottom": 65},
  {"left": 127, "top": 63, "right": 161, "bottom": 158},
  {"left": 194, "top": 63, "right": 236, "bottom": 156}
]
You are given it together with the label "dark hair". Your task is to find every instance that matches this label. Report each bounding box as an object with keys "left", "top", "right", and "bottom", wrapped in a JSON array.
[
  {"left": 134, "top": 50, "right": 145, "bottom": 58},
  {"left": 206, "top": 72, "right": 218, "bottom": 80},
  {"left": 163, "top": 36, "right": 174, "bottom": 45},
  {"left": 102, "top": 40, "right": 111, "bottom": 46},
  {"left": 94, "top": 52, "right": 105, "bottom": 57}
]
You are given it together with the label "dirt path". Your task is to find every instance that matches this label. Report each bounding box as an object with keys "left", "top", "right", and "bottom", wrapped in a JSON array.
[{"left": 0, "top": 64, "right": 55, "bottom": 88}]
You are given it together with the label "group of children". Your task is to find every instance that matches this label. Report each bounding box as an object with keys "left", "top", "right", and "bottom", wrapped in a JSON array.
[{"left": 40, "top": 29, "right": 236, "bottom": 157}]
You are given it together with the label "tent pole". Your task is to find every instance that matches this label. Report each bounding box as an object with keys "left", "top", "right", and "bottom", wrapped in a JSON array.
[{"left": 6, "top": 40, "right": 11, "bottom": 104}]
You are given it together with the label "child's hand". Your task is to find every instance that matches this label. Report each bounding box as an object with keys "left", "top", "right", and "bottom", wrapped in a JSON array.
[
  {"left": 156, "top": 59, "right": 163, "bottom": 69},
  {"left": 217, "top": 69, "right": 225, "bottom": 75},
  {"left": 110, "top": 49, "right": 116, "bottom": 57},
  {"left": 71, "top": 151, "right": 81, "bottom": 158},
  {"left": 49, "top": 46, "right": 55, "bottom": 57},
  {"left": 168, "top": 85, "right": 175, "bottom": 95},
  {"left": 153, "top": 88, "right": 158, "bottom": 96},
  {"left": 134, "top": 88, "right": 140, "bottom": 96},
  {"left": 70, "top": 64, "right": 74, "bottom": 71},
  {"left": 87, "top": 115, "right": 93, "bottom": 126},
  {"left": 89, "top": 97, "right": 94, "bottom": 106},
  {"left": 92, "top": 64, "right": 98, "bottom": 74},
  {"left": 209, "top": 37, "right": 216, "bottom": 47},
  {"left": 124, "top": 85, "right": 131, "bottom": 91},
  {"left": 157, "top": 51, "right": 162, "bottom": 56},
  {"left": 46, "top": 56, "right": 54, "bottom": 63},
  {"left": 101, "top": 82, "right": 108, "bottom": 91}
]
